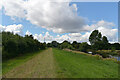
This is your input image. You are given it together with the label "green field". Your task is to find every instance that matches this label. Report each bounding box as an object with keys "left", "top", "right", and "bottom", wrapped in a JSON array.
[
  {"left": 53, "top": 48, "right": 118, "bottom": 78},
  {"left": 2, "top": 48, "right": 119, "bottom": 78}
]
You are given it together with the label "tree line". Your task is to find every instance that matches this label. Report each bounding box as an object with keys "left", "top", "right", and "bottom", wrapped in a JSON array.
[
  {"left": 2, "top": 32, "right": 46, "bottom": 61},
  {"left": 2, "top": 30, "right": 120, "bottom": 60},
  {"left": 47, "top": 30, "right": 120, "bottom": 51},
  {"left": 47, "top": 30, "right": 120, "bottom": 58}
]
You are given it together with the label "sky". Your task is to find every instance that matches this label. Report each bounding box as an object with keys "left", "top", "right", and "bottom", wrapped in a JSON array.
[{"left": 0, "top": 0, "right": 119, "bottom": 43}]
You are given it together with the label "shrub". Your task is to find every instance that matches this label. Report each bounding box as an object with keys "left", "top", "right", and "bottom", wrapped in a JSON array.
[
  {"left": 96, "top": 51, "right": 109, "bottom": 58},
  {"left": 101, "top": 53, "right": 109, "bottom": 58}
]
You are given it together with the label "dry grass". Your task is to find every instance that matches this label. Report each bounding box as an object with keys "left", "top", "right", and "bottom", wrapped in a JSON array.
[{"left": 64, "top": 49, "right": 118, "bottom": 62}]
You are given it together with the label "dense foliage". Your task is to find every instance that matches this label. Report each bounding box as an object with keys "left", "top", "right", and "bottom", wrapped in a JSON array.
[
  {"left": 2, "top": 32, "right": 46, "bottom": 61},
  {"left": 89, "top": 30, "right": 109, "bottom": 50},
  {"left": 89, "top": 30, "right": 102, "bottom": 45},
  {"left": 2, "top": 29, "right": 120, "bottom": 60}
]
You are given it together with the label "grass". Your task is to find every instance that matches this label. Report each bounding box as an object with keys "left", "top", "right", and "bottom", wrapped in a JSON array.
[
  {"left": 2, "top": 48, "right": 119, "bottom": 78},
  {"left": 3, "top": 48, "right": 56, "bottom": 78},
  {"left": 53, "top": 48, "right": 118, "bottom": 78},
  {"left": 2, "top": 50, "right": 44, "bottom": 75}
]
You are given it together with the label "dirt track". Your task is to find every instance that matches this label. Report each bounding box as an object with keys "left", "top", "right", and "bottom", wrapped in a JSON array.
[{"left": 3, "top": 48, "right": 56, "bottom": 78}]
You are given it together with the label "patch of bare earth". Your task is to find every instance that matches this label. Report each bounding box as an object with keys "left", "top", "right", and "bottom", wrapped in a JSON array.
[{"left": 3, "top": 48, "right": 56, "bottom": 78}]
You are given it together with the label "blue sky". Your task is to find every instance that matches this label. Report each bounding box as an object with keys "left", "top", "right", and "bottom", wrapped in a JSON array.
[
  {"left": 0, "top": 1, "right": 118, "bottom": 43},
  {"left": 74, "top": 2, "right": 118, "bottom": 25}
]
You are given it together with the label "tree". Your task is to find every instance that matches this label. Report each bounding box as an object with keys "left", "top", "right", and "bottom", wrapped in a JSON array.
[
  {"left": 47, "top": 43, "right": 52, "bottom": 47},
  {"left": 92, "top": 36, "right": 109, "bottom": 50},
  {"left": 102, "top": 36, "right": 109, "bottom": 49},
  {"left": 17, "top": 39, "right": 27, "bottom": 54},
  {"left": 102, "top": 36, "right": 108, "bottom": 44},
  {"left": 89, "top": 30, "right": 109, "bottom": 50},
  {"left": 72, "top": 41, "right": 79, "bottom": 50},
  {"left": 98, "top": 32, "right": 102, "bottom": 40},
  {"left": 110, "top": 43, "right": 120, "bottom": 50},
  {"left": 60, "top": 40, "right": 71, "bottom": 49},
  {"left": 89, "top": 30, "right": 102, "bottom": 45},
  {"left": 39, "top": 43, "right": 46, "bottom": 50},
  {"left": 51, "top": 41, "right": 58, "bottom": 48},
  {"left": 79, "top": 42, "right": 90, "bottom": 52},
  {"left": 2, "top": 32, "right": 45, "bottom": 61},
  {"left": 4, "top": 40, "right": 17, "bottom": 54},
  {"left": 92, "top": 41, "right": 104, "bottom": 50}
]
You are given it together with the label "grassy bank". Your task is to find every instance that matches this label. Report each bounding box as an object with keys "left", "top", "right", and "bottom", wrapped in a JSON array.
[
  {"left": 53, "top": 48, "right": 118, "bottom": 78},
  {"left": 2, "top": 50, "right": 44, "bottom": 75}
]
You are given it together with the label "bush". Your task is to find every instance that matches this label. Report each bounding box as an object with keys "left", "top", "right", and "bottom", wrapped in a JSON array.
[
  {"left": 101, "top": 53, "right": 109, "bottom": 58},
  {"left": 96, "top": 51, "right": 109, "bottom": 58}
]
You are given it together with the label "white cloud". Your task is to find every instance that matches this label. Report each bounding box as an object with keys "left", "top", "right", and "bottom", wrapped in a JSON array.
[
  {"left": 2, "top": 0, "right": 26, "bottom": 19},
  {"left": 68, "top": 33, "right": 81, "bottom": 37},
  {"left": 33, "top": 34, "right": 44, "bottom": 42},
  {"left": 79, "top": 32, "right": 91, "bottom": 42},
  {"left": 33, "top": 32, "right": 53, "bottom": 43},
  {"left": 44, "top": 32, "right": 53, "bottom": 41},
  {"left": 25, "top": 30, "right": 32, "bottom": 36},
  {"left": 0, "top": 25, "right": 6, "bottom": 32},
  {"left": 55, "top": 34, "right": 70, "bottom": 43},
  {"left": 98, "top": 27, "right": 117, "bottom": 42},
  {"left": 2, "top": 0, "right": 86, "bottom": 33},
  {"left": 32, "top": 31, "right": 90, "bottom": 43},
  {"left": 83, "top": 20, "right": 115, "bottom": 31},
  {"left": 25, "top": 0, "right": 86, "bottom": 33},
  {"left": 0, "top": 24, "right": 23, "bottom": 35},
  {"left": 32, "top": 20, "right": 117, "bottom": 43},
  {"left": 72, "top": 4, "right": 77, "bottom": 11}
]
